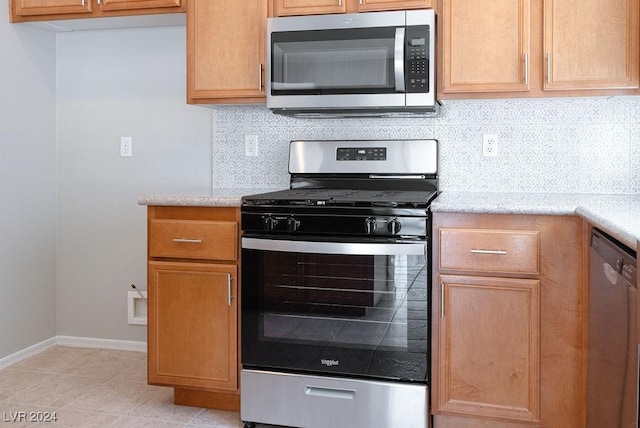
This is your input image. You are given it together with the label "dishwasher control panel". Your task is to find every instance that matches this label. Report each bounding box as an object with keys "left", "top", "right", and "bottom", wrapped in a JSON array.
[{"left": 592, "top": 228, "right": 637, "bottom": 285}]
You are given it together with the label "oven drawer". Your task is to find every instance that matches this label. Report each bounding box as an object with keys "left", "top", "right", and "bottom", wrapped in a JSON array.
[
  {"left": 439, "top": 228, "right": 540, "bottom": 274},
  {"left": 149, "top": 219, "right": 238, "bottom": 260}
]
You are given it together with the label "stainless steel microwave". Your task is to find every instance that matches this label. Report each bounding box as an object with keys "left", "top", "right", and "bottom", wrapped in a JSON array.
[{"left": 266, "top": 10, "right": 436, "bottom": 117}]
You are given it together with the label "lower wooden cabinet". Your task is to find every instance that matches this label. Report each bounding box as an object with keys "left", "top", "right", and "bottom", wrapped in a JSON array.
[
  {"left": 432, "top": 213, "right": 585, "bottom": 427},
  {"left": 148, "top": 261, "right": 237, "bottom": 391},
  {"left": 146, "top": 206, "right": 241, "bottom": 410},
  {"left": 438, "top": 275, "right": 541, "bottom": 422}
]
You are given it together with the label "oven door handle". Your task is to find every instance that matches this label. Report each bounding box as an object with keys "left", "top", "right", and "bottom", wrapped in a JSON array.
[{"left": 242, "top": 237, "right": 425, "bottom": 256}]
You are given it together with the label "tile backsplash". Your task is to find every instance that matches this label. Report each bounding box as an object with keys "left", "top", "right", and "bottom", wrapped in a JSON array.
[{"left": 212, "top": 97, "right": 640, "bottom": 194}]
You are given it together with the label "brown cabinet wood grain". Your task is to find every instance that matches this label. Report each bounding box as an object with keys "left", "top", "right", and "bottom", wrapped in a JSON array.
[
  {"left": 187, "top": 0, "right": 267, "bottom": 104},
  {"left": 432, "top": 213, "right": 585, "bottom": 427},
  {"left": 146, "top": 206, "right": 241, "bottom": 411},
  {"left": 10, "top": 0, "right": 185, "bottom": 22},
  {"left": 148, "top": 219, "right": 238, "bottom": 261},
  {"left": 543, "top": 0, "right": 639, "bottom": 91},
  {"left": 438, "top": 274, "right": 540, "bottom": 422},
  {"left": 274, "top": 0, "right": 346, "bottom": 16},
  {"left": 439, "top": 228, "right": 540, "bottom": 274},
  {"left": 273, "top": 0, "right": 431, "bottom": 16},
  {"left": 438, "top": 0, "right": 639, "bottom": 99},
  {"left": 148, "top": 261, "right": 237, "bottom": 391},
  {"left": 440, "top": 0, "right": 531, "bottom": 94}
]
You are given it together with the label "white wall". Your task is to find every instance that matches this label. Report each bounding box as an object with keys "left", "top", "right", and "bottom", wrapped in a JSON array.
[
  {"left": 0, "top": 3, "right": 57, "bottom": 358},
  {"left": 55, "top": 25, "right": 211, "bottom": 341}
]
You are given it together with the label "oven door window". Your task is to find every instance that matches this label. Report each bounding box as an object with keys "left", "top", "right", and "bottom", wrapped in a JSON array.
[
  {"left": 271, "top": 27, "right": 399, "bottom": 95},
  {"left": 242, "top": 238, "right": 429, "bottom": 382}
]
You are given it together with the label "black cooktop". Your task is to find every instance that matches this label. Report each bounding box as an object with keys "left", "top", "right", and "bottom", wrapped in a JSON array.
[{"left": 242, "top": 188, "right": 438, "bottom": 208}]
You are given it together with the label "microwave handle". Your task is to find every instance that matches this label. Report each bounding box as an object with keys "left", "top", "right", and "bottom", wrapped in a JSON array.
[{"left": 394, "top": 27, "right": 405, "bottom": 92}]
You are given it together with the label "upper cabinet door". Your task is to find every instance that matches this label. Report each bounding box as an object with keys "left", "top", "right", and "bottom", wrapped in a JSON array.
[
  {"left": 543, "top": 0, "right": 639, "bottom": 91},
  {"left": 97, "top": 0, "right": 180, "bottom": 12},
  {"left": 13, "top": 0, "right": 93, "bottom": 16},
  {"left": 358, "top": 0, "right": 432, "bottom": 12},
  {"left": 274, "top": 0, "right": 346, "bottom": 16},
  {"left": 187, "top": 0, "right": 267, "bottom": 103},
  {"left": 441, "top": 0, "right": 531, "bottom": 94}
]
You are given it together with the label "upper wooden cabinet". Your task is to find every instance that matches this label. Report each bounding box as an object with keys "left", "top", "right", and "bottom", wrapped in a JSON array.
[
  {"left": 274, "top": 0, "right": 431, "bottom": 16},
  {"left": 543, "top": 0, "right": 640, "bottom": 91},
  {"left": 98, "top": 0, "right": 181, "bottom": 12},
  {"left": 440, "top": 0, "right": 531, "bottom": 94},
  {"left": 10, "top": 0, "right": 185, "bottom": 22},
  {"left": 439, "top": 0, "right": 640, "bottom": 98},
  {"left": 275, "top": 0, "right": 346, "bottom": 16},
  {"left": 187, "top": 0, "right": 267, "bottom": 104}
]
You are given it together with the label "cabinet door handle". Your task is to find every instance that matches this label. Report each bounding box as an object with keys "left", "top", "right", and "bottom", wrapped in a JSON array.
[
  {"left": 440, "top": 282, "right": 445, "bottom": 319},
  {"left": 172, "top": 238, "right": 203, "bottom": 244},
  {"left": 470, "top": 249, "right": 508, "bottom": 255},
  {"left": 524, "top": 53, "right": 529, "bottom": 86},
  {"left": 258, "top": 63, "right": 263, "bottom": 91},
  {"left": 546, "top": 52, "right": 551, "bottom": 84},
  {"left": 227, "top": 274, "right": 233, "bottom": 306},
  {"left": 338, "top": 0, "right": 343, "bottom": 6}
]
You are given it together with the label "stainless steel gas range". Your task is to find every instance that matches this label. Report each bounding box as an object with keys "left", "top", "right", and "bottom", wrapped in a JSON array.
[{"left": 240, "top": 139, "right": 438, "bottom": 428}]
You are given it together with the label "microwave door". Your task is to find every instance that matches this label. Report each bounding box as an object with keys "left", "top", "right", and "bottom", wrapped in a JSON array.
[{"left": 268, "top": 26, "right": 406, "bottom": 109}]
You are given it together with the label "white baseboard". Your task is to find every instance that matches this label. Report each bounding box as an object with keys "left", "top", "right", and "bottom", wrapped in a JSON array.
[
  {"left": 0, "top": 338, "right": 57, "bottom": 371},
  {"left": 56, "top": 336, "right": 147, "bottom": 353},
  {"left": 0, "top": 336, "right": 147, "bottom": 370}
]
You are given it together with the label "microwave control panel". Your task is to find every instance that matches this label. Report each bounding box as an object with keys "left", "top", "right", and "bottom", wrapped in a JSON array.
[{"left": 406, "top": 26, "right": 430, "bottom": 93}]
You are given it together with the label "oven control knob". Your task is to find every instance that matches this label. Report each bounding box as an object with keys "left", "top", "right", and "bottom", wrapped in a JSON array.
[
  {"left": 287, "top": 216, "right": 301, "bottom": 232},
  {"left": 387, "top": 219, "right": 402, "bottom": 235},
  {"left": 263, "top": 216, "right": 278, "bottom": 231},
  {"left": 365, "top": 217, "right": 377, "bottom": 235}
]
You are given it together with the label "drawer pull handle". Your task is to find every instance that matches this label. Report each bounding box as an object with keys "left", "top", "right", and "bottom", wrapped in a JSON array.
[
  {"left": 172, "top": 238, "right": 203, "bottom": 244},
  {"left": 470, "top": 249, "right": 507, "bottom": 255}
]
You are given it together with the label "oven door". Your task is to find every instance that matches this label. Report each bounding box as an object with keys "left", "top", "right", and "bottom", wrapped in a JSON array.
[{"left": 241, "top": 236, "right": 429, "bottom": 383}]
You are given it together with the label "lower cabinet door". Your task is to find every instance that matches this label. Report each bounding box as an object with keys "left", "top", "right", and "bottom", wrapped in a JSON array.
[
  {"left": 148, "top": 261, "right": 238, "bottom": 391},
  {"left": 437, "top": 274, "right": 541, "bottom": 423}
]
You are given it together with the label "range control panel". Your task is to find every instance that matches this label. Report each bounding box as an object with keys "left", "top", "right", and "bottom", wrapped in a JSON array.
[{"left": 337, "top": 147, "right": 387, "bottom": 161}]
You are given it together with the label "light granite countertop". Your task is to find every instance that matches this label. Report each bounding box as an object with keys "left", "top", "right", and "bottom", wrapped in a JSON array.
[
  {"left": 137, "top": 188, "right": 279, "bottom": 208},
  {"left": 431, "top": 192, "right": 640, "bottom": 250},
  {"left": 139, "top": 189, "right": 640, "bottom": 250}
]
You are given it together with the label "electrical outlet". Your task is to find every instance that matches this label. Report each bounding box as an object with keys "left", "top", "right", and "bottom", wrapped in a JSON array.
[
  {"left": 482, "top": 134, "right": 498, "bottom": 157},
  {"left": 120, "top": 137, "right": 132, "bottom": 157},
  {"left": 245, "top": 135, "right": 259, "bottom": 157}
]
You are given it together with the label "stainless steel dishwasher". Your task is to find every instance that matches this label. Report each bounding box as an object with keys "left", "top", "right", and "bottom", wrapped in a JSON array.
[{"left": 587, "top": 228, "right": 638, "bottom": 427}]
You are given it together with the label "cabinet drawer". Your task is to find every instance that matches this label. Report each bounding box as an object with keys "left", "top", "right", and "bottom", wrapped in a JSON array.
[
  {"left": 149, "top": 219, "right": 238, "bottom": 261},
  {"left": 439, "top": 228, "right": 540, "bottom": 274}
]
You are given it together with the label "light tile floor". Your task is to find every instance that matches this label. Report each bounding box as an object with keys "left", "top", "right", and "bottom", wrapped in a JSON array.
[{"left": 0, "top": 346, "right": 246, "bottom": 427}]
